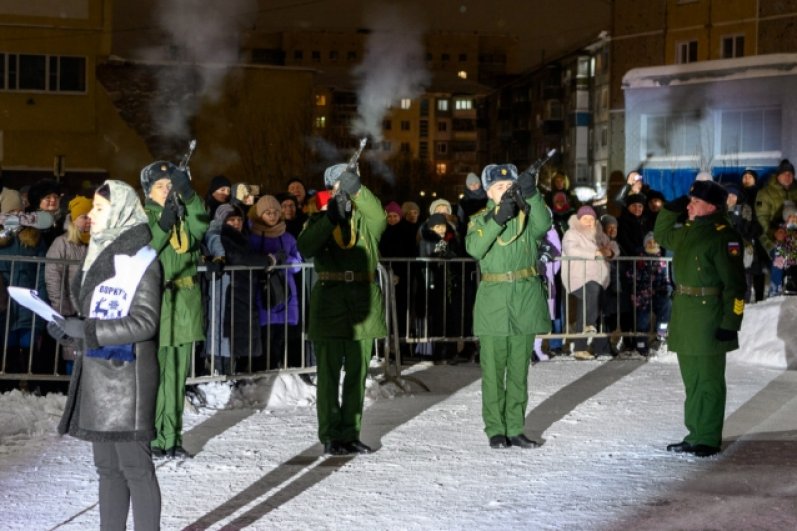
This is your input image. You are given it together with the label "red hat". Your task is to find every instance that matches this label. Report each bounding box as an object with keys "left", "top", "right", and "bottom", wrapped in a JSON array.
[{"left": 316, "top": 190, "right": 331, "bottom": 210}]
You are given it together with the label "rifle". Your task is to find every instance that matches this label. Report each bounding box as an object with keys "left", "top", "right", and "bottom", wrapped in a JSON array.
[
  {"left": 508, "top": 148, "right": 558, "bottom": 213},
  {"left": 341, "top": 137, "right": 367, "bottom": 216},
  {"left": 179, "top": 139, "right": 197, "bottom": 179}
]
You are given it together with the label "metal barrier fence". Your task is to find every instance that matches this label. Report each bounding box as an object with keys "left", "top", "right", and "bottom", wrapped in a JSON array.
[{"left": 0, "top": 254, "right": 674, "bottom": 387}]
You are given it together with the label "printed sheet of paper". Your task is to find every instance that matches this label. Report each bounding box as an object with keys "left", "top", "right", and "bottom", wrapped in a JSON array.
[{"left": 7, "top": 287, "right": 64, "bottom": 323}]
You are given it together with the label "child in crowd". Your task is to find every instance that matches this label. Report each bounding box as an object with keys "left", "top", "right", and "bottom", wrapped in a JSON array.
[{"left": 770, "top": 202, "right": 797, "bottom": 295}]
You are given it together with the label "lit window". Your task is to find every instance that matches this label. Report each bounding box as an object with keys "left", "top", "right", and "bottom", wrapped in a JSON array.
[
  {"left": 400, "top": 98, "right": 411, "bottom": 110},
  {"left": 437, "top": 99, "right": 449, "bottom": 112},
  {"left": 457, "top": 70, "right": 467, "bottom": 79},
  {"left": 436, "top": 163, "right": 447, "bottom": 175},
  {"left": 314, "top": 116, "right": 326, "bottom": 128},
  {"left": 315, "top": 94, "right": 327, "bottom": 106},
  {"left": 454, "top": 98, "right": 473, "bottom": 110}
]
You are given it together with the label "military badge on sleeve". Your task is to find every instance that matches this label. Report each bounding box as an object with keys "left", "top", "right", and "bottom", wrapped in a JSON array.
[{"left": 727, "top": 241, "right": 741, "bottom": 256}]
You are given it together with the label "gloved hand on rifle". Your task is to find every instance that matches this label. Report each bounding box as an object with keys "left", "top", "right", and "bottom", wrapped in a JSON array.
[
  {"left": 204, "top": 257, "right": 224, "bottom": 279},
  {"left": 517, "top": 170, "right": 538, "bottom": 199},
  {"left": 158, "top": 195, "right": 180, "bottom": 232},
  {"left": 493, "top": 194, "right": 519, "bottom": 226},
  {"left": 170, "top": 167, "right": 194, "bottom": 200},
  {"left": 337, "top": 170, "right": 362, "bottom": 196},
  {"left": 327, "top": 193, "right": 349, "bottom": 225}
]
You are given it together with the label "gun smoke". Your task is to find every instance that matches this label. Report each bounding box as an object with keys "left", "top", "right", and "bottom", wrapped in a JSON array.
[{"left": 351, "top": 3, "right": 431, "bottom": 143}]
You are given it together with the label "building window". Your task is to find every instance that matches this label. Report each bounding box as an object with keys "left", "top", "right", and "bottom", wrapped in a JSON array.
[
  {"left": 676, "top": 40, "right": 698, "bottom": 64},
  {"left": 382, "top": 141, "right": 392, "bottom": 151},
  {"left": 436, "top": 142, "right": 448, "bottom": 154},
  {"left": 721, "top": 35, "right": 745, "bottom": 59},
  {"left": 400, "top": 120, "right": 410, "bottom": 131},
  {"left": 383, "top": 119, "right": 392, "bottom": 130},
  {"left": 347, "top": 51, "right": 357, "bottom": 61},
  {"left": 315, "top": 94, "right": 327, "bottom": 106},
  {"left": 294, "top": 50, "right": 303, "bottom": 60},
  {"left": 419, "top": 141, "right": 428, "bottom": 159},
  {"left": 642, "top": 113, "right": 700, "bottom": 157},
  {"left": 419, "top": 120, "right": 428, "bottom": 138},
  {"left": 400, "top": 142, "right": 411, "bottom": 154},
  {"left": 0, "top": 53, "right": 86, "bottom": 93},
  {"left": 400, "top": 98, "right": 411, "bottom": 110},
  {"left": 314, "top": 116, "right": 326, "bottom": 128},
  {"left": 457, "top": 70, "right": 467, "bottom": 79},
  {"left": 436, "top": 162, "right": 447, "bottom": 175},
  {"left": 458, "top": 53, "right": 467, "bottom": 62},
  {"left": 454, "top": 98, "right": 473, "bottom": 111},
  {"left": 719, "top": 108, "right": 780, "bottom": 154},
  {"left": 311, "top": 51, "right": 321, "bottom": 62},
  {"left": 420, "top": 98, "right": 429, "bottom": 116},
  {"left": 329, "top": 50, "right": 338, "bottom": 61},
  {"left": 437, "top": 121, "right": 448, "bottom": 132},
  {"left": 441, "top": 53, "right": 450, "bottom": 62},
  {"left": 437, "top": 98, "right": 449, "bottom": 112}
]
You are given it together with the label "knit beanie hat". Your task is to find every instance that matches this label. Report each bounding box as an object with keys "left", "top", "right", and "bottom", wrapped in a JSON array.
[
  {"left": 429, "top": 198, "right": 453, "bottom": 215},
  {"left": 427, "top": 213, "right": 448, "bottom": 229},
  {"left": 776, "top": 159, "right": 795, "bottom": 176},
  {"left": 465, "top": 172, "right": 481, "bottom": 187},
  {"left": 626, "top": 193, "right": 646, "bottom": 207},
  {"left": 255, "top": 194, "right": 282, "bottom": 217},
  {"left": 601, "top": 214, "right": 618, "bottom": 227},
  {"left": 27, "top": 179, "right": 61, "bottom": 211},
  {"left": 401, "top": 201, "right": 420, "bottom": 215},
  {"left": 208, "top": 175, "right": 232, "bottom": 195},
  {"left": 68, "top": 195, "right": 92, "bottom": 221},
  {"left": 576, "top": 205, "right": 597, "bottom": 219},
  {"left": 385, "top": 201, "right": 402, "bottom": 215}
]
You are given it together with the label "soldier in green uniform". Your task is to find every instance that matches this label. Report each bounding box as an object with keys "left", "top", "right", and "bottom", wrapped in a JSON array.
[
  {"left": 141, "top": 161, "right": 208, "bottom": 459},
  {"left": 654, "top": 179, "right": 746, "bottom": 458},
  {"left": 297, "top": 163, "right": 386, "bottom": 455},
  {"left": 465, "top": 163, "right": 552, "bottom": 449}
]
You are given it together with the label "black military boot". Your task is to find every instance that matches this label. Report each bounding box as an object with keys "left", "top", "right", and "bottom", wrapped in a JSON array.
[
  {"left": 508, "top": 434, "right": 539, "bottom": 449},
  {"left": 690, "top": 444, "right": 721, "bottom": 457},
  {"left": 323, "top": 441, "right": 349, "bottom": 456},
  {"left": 666, "top": 441, "right": 693, "bottom": 453},
  {"left": 343, "top": 440, "right": 372, "bottom": 454},
  {"left": 489, "top": 435, "right": 509, "bottom": 449}
]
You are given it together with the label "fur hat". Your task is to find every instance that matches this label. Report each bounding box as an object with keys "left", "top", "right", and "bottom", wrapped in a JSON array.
[
  {"left": 140, "top": 161, "right": 178, "bottom": 196},
  {"left": 68, "top": 195, "right": 92, "bottom": 221},
  {"left": 324, "top": 164, "right": 349, "bottom": 189},
  {"left": 783, "top": 201, "right": 797, "bottom": 221},
  {"left": 643, "top": 231, "right": 660, "bottom": 254},
  {"left": 429, "top": 198, "right": 453, "bottom": 215},
  {"left": 776, "top": 159, "right": 795, "bottom": 176},
  {"left": 27, "top": 179, "right": 61, "bottom": 211},
  {"left": 427, "top": 213, "right": 448, "bottom": 228},
  {"left": 385, "top": 201, "right": 402, "bottom": 215},
  {"left": 465, "top": 172, "right": 481, "bottom": 188},
  {"left": 481, "top": 163, "right": 518, "bottom": 191},
  {"left": 576, "top": 205, "right": 597, "bottom": 219},
  {"left": 625, "top": 193, "right": 646, "bottom": 207},
  {"left": 401, "top": 201, "right": 420, "bottom": 215},
  {"left": 689, "top": 180, "right": 728, "bottom": 209},
  {"left": 601, "top": 214, "right": 618, "bottom": 227}
]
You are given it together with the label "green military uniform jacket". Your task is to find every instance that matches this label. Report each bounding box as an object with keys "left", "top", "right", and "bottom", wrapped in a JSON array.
[
  {"left": 654, "top": 206, "right": 746, "bottom": 355},
  {"left": 755, "top": 174, "right": 797, "bottom": 252},
  {"left": 465, "top": 192, "right": 552, "bottom": 336},
  {"left": 297, "top": 185, "right": 387, "bottom": 341},
  {"left": 144, "top": 193, "right": 208, "bottom": 346}
]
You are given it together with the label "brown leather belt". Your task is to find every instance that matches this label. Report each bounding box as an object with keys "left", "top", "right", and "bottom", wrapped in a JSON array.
[
  {"left": 481, "top": 266, "right": 537, "bottom": 282},
  {"left": 317, "top": 270, "right": 375, "bottom": 283},
  {"left": 676, "top": 284, "right": 720, "bottom": 296}
]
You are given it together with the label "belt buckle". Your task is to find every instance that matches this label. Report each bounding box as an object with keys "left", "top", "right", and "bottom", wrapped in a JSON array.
[
  {"left": 344, "top": 270, "right": 355, "bottom": 283},
  {"left": 505, "top": 271, "right": 515, "bottom": 281}
]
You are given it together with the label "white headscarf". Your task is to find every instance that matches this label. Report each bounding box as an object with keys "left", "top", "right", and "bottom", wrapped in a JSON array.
[{"left": 83, "top": 180, "right": 149, "bottom": 273}]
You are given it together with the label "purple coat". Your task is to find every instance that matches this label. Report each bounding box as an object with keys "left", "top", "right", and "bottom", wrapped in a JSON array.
[{"left": 247, "top": 230, "right": 302, "bottom": 325}]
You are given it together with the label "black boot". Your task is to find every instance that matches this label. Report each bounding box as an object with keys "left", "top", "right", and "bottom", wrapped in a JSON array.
[
  {"left": 489, "top": 435, "right": 509, "bottom": 449},
  {"left": 508, "top": 434, "right": 539, "bottom": 449},
  {"left": 690, "top": 444, "right": 721, "bottom": 457},
  {"left": 323, "top": 441, "right": 348, "bottom": 456},
  {"left": 343, "top": 440, "right": 372, "bottom": 454},
  {"left": 666, "top": 441, "right": 692, "bottom": 453}
]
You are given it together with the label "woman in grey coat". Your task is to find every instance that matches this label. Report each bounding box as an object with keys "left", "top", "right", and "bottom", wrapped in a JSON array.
[{"left": 49, "top": 180, "right": 162, "bottom": 530}]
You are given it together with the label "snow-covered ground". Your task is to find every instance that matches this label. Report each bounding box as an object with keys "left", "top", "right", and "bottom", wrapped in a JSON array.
[{"left": 2, "top": 297, "right": 797, "bottom": 530}]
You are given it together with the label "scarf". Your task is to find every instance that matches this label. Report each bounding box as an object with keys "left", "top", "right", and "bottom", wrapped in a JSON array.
[{"left": 83, "top": 180, "right": 149, "bottom": 273}]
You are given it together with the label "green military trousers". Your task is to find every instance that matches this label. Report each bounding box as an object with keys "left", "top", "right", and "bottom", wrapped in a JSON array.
[
  {"left": 152, "top": 343, "right": 191, "bottom": 450},
  {"left": 479, "top": 334, "right": 534, "bottom": 438},
  {"left": 677, "top": 353, "right": 727, "bottom": 448},
  {"left": 314, "top": 339, "right": 372, "bottom": 444}
]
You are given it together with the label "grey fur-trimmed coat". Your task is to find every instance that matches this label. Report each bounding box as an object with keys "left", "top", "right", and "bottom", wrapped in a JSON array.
[{"left": 58, "top": 223, "right": 162, "bottom": 443}]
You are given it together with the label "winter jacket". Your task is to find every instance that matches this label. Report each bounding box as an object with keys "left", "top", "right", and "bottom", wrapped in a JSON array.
[
  {"left": 144, "top": 193, "right": 208, "bottom": 346},
  {"left": 616, "top": 209, "right": 651, "bottom": 256},
  {"left": 297, "top": 185, "right": 387, "bottom": 341},
  {"left": 58, "top": 224, "right": 162, "bottom": 442},
  {"left": 0, "top": 228, "right": 48, "bottom": 332},
  {"left": 755, "top": 174, "right": 797, "bottom": 252},
  {"left": 466, "top": 192, "right": 552, "bottom": 336},
  {"left": 654, "top": 206, "right": 746, "bottom": 355},
  {"left": 247, "top": 230, "right": 302, "bottom": 326},
  {"left": 45, "top": 235, "right": 86, "bottom": 317},
  {"left": 561, "top": 215, "right": 617, "bottom": 293}
]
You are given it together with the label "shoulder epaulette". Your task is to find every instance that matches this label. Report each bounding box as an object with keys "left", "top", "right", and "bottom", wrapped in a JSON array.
[{"left": 715, "top": 224, "right": 726, "bottom": 231}]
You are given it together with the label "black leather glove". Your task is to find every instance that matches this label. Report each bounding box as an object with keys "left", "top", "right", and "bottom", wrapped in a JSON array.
[
  {"left": 493, "top": 196, "right": 519, "bottom": 226},
  {"left": 337, "top": 170, "right": 361, "bottom": 196},
  {"left": 664, "top": 195, "right": 690, "bottom": 213},
  {"left": 271, "top": 250, "right": 287, "bottom": 266},
  {"left": 517, "top": 171, "right": 538, "bottom": 198},
  {"left": 170, "top": 167, "right": 194, "bottom": 199},
  {"left": 53, "top": 316, "right": 86, "bottom": 339},
  {"left": 205, "top": 259, "right": 224, "bottom": 278},
  {"left": 158, "top": 197, "right": 179, "bottom": 232},
  {"left": 327, "top": 194, "right": 348, "bottom": 224},
  {"left": 715, "top": 328, "right": 738, "bottom": 342}
]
